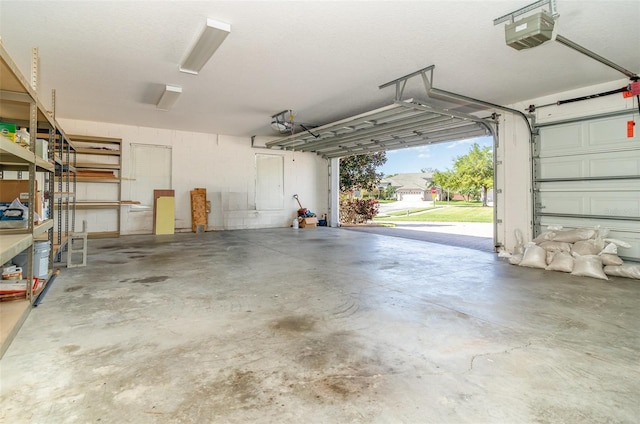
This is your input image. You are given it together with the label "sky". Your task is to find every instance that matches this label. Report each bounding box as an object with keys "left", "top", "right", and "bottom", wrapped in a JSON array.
[{"left": 379, "top": 136, "right": 493, "bottom": 176}]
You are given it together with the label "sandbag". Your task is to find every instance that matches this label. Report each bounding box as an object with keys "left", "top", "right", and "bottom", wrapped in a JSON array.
[
  {"left": 519, "top": 243, "right": 547, "bottom": 269},
  {"left": 546, "top": 251, "right": 554, "bottom": 265},
  {"left": 513, "top": 229, "right": 525, "bottom": 255},
  {"left": 532, "top": 231, "right": 555, "bottom": 244},
  {"left": 508, "top": 254, "right": 523, "bottom": 265},
  {"left": 545, "top": 251, "right": 574, "bottom": 273},
  {"left": 553, "top": 228, "right": 596, "bottom": 243},
  {"left": 604, "top": 238, "right": 632, "bottom": 249},
  {"left": 603, "top": 264, "right": 640, "bottom": 280},
  {"left": 572, "top": 240, "right": 601, "bottom": 256},
  {"left": 538, "top": 241, "right": 572, "bottom": 253},
  {"left": 571, "top": 254, "right": 608, "bottom": 280},
  {"left": 600, "top": 253, "right": 624, "bottom": 266}
]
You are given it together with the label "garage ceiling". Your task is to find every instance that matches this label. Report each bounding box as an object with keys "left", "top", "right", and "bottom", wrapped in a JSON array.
[{"left": 0, "top": 1, "right": 638, "bottom": 138}]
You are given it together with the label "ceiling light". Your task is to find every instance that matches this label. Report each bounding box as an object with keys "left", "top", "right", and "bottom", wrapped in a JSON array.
[
  {"left": 156, "top": 85, "right": 182, "bottom": 111},
  {"left": 179, "top": 18, "right": 231, "bottom": 75}
]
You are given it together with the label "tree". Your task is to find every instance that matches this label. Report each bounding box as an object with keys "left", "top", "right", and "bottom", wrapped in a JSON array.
[
  {"left": 430, "top": 143, "right": 493, "bottom": 204},
  {"left": 452, "top": 143, "right": 493, "bottom": 206},
  {"left": 432, "top": 169, "right": 459, "bottom": 197},
  {"left": 339, "top": 152, "right": 387, "bottom": 224},
  {"left": 339, "top": 152, "right": 387, "bottom": 193},
  {"left": 382, "top": 185, "right": 396, "bottom": 200}
]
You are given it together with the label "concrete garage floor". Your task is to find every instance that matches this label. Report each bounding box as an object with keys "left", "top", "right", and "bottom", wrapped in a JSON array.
[{"left": 1, "top": 228, "right": 639, "bottom": 423}]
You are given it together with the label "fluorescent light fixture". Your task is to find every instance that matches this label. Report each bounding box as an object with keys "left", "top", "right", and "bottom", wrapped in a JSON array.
[
  {"left": 179, "top": 18, "right": 231, "bottom": 75},
  {"left": 156, "top": 85, "right": 182, "bottom": 111}
]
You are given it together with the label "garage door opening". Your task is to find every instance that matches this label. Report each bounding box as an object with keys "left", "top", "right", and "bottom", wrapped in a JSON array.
[
  {"left": 340, "top": 137, "right": 496, "bottom": 252},
  {"left": 264, "top": 65, "right": 528, "bottom": 252}
]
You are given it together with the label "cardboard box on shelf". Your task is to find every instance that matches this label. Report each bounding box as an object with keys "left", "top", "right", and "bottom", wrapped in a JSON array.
[
  {"left": 299, "top": 217, "right": 318, "bottom": 228},
  {"left": 0, "top": 180, "right": 43, "bottom": 219}
]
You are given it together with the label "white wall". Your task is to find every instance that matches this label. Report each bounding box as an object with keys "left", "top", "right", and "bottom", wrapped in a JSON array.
[
  {"left": 57, "top": 119, "right": 329, "bottom": 234},
  {"left": 497, "top": 77, "right": 634, "bottom": 251}
]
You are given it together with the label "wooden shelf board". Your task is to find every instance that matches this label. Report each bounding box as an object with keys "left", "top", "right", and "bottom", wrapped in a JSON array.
[
  {"left": 35, "top": 156, "right": 54, "bottom": 172},
  {"left": 75, "top": 162, "right": 120, "bottom": 170},
  {"left": 0, "top": 138, "right": 35, "bottom": 166},
  {"left": 1, "top": 45, "right": 55, "bottom": 128},
  {"left": 75, "top": 177, "right": 120, "bottom": 183},
  {"left": 68, "top": 134, "right": 121, "bottom": 145},
  {"left": 0, "top": 298, "right": 31, "bottom": 358},
  {"left": 76, "top": 148, "right": 121, "bottom": 156},
  {"left": 0, "top": 233, "right": 32, "bottom": 265},
  {"left": 75, "top": 202, "right": 120, "bottom": 209},
  {"left": 33, "top": 219, "right": 54, "bottom": 237}
]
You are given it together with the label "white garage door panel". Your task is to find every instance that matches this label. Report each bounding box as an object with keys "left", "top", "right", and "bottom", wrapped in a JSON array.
[
  {"left": 538, "top": 191, "right": 640, "bottom": 217},
  {"left": 588, "top": 115, "right": 638, "bottom": 147},
  {"left": 400, "top": 194, "right": 424, "bottom": 202},
  {"left": 539, "top": 114, "right": 639, "bottom": 156},
  {"left": 538, "top": 151, "right": 640, "bottom": 179},
  {"left": 538, "top": 123, "right": 583, "bottom": 154},
  {"left": 535, "top": 110, "right": 640, "bottom": 262}
]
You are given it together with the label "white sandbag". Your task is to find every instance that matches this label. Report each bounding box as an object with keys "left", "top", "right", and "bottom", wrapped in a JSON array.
[
  {"left": 571, "top": 254, "right": 608, "bottom": 280},
  {"left": 538, "top": 241, "right": 572, "bottom": 253},
  {"left": 604, "top": 264, "right": 640, "bottom": 280},
  {"left": 546, "top": 250, "right": 554, "bottom": 265},
  {"left": 513, "top": 229, "right": 525, "bottom": 255},
  {"left": 546, "top": 251, "right": 574, "bottom": 273},
  {"left": 600, "top": 253, "right": 624, "bottom": 266},
  {"left": 519, "top": 243, "right": 547, "bottom": 269},
  {"left": 532, "top": 231, "right": 555, "bottom": 244},
  {"left": 508, "top": 254, "right": 523, "bottom": 265},
  {"left": 594, "top": 225, "right": 610, "bottom": 239},
  {"left": 600, "top": 243, "right": 618, "bottom": 255},
  {"left": 553, "top": 228, "right": 596, "bottom": 243},
  {"left": 571, "top": 240, "right": 601, "bottom": 256},
  {"left": 497, "top": 250, "right": 512, "bottom": 258},
  {"left": 604, "top": 238, "right": 632, "bottom": 249},
  {"left": 546, "top": 225, "right": 563, "bottom": 231}
]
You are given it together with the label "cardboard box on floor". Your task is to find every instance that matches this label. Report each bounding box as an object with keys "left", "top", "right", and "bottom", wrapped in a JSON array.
[
  {"left": 0, "top": 180, "right": 43, "bottom": 219},
  {"left": 299, "top": 217, "right": 318, "bottom": 228}
]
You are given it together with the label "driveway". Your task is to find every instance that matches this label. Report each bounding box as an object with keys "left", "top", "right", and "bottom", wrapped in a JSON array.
[
  {"left": 378, "top": 199, "right": 434, "bottom": 215},
  {"left": 347, "top": 200, "right": 495, "bottom": 251},
  {"left": 343, "top": 222, "right": 495, "bottom": 252}
]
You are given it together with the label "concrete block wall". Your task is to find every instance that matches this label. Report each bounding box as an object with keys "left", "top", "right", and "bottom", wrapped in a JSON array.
[
  {"left": 497, "top": 77, "right": 634, "bottom": 252},
  {"left": 57, "top": 119, "right": 329, "bottom": 234}
]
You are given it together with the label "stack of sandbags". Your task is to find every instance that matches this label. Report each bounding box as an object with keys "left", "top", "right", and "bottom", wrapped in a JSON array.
[{"left": 507, "top": 227, "right": 640, "bottom": 280}]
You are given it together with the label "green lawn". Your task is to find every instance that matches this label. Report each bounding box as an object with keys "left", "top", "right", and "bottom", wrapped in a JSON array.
[{"left": 375, "top": 205, "right": 493, "bottom": 223}]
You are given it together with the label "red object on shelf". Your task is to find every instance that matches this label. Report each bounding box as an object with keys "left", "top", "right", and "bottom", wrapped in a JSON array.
[{"left": 628, "top": 120, "right": 635, "bottom": 138}]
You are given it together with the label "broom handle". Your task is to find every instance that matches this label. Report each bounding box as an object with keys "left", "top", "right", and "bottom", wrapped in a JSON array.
[{"left": 294, "top": 195, "right": 303, "bottom": 209}]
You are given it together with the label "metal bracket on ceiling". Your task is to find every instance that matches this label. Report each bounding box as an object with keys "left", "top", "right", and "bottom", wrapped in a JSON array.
[
  {"left": 380, "top": 64, "right": 535, "bottom": 141},
  {"left": 493, "top": 0, "right": 558, "bottom": 25},
  {"left": 378, "top": 65, "right": 435, "bottom": 102}
]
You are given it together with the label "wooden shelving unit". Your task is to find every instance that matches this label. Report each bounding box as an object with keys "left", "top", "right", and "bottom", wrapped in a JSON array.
[
  {"left": 0, "top": 42, "right": 75, "bottom": 358},
  {"left": 69, "top": 135, "right": 122, "bottom": 238}
]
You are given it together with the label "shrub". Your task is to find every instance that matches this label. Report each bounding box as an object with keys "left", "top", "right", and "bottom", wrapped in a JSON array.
[{"left": 340, "top": 198, "right": 379, "bottom": 224}]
